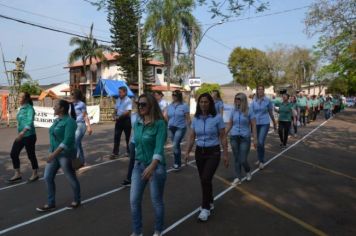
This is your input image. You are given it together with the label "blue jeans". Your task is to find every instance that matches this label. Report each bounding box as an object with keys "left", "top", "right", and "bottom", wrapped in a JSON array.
[
  {"left": 324, "top": 109, "right": 331, "bottom": 120},
  {"left": 126, "top": 142, "right": 136, "bottom": 181},
  {"left": 75, "top": 122, "right": 87, "bottom": 164},
  {"left": 230, "top": 136, "right": 251, "bottom": 178},
  {"left": 256, "top": 124, "right": 270, "bottom": 163},
  {"left": 44, "top": 155, "right": 81, "bottom": 206},
  {"left": 130, "top": 161, "right": 166, "bottom": 234},
  {"left": 169, "top": 126, "right": 186, "bottom": 167}
]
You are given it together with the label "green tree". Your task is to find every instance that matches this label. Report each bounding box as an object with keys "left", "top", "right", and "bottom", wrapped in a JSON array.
[
  {"left": 86, "top": 0, "right": 268, "bottom": 20},
  {"left": 68, "top": 23, "right": 111, "bottom": 101},
  {"left": 174, "top": 54, "right": 192, "bottom": 85},
  {"left": 305, "top": 0, "right": 355, "bottom": 95},
  {"left": 20, "top": 81, "right": 41, "bottom": 95},
  {"left": 228, "top": 47, "right": 272, "bottom": 89},
  {"left": 195, "top": 83, "right": 220, "bottom": 96},
  {"left": 144, "top": 0, "right": 201, "bottom": 90},
  {"left": 107, "top": 0, "right": 152, "bottom": 84}
]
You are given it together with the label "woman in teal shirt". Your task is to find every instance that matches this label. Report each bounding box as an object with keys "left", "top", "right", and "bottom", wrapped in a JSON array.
[
  {"left": 130, "top": 93, "right": 167, "bottom": 236},
  {"left": 276, "top": 94, "right": 295, "bottom": 149},
  {"left": 36, "top": 100, "right": 81, "bottom": 212},
  {"left": 8, "top": 92, "right": 39, "bottom": 183}
]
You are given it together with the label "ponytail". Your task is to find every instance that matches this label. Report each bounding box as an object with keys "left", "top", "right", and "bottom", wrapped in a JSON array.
[
  {"left": 59, "top": 100, "right": 77, "bottom": 120},
  {"left": 69, "top": 103, "right": 77, "bottom": 120}
]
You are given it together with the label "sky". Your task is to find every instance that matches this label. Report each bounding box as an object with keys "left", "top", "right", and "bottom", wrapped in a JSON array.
[{"left": 0, "top": 0, "right": 319, "bottom": 86}]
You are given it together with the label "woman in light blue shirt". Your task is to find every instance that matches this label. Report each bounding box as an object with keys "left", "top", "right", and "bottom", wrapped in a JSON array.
[
  {"left": 226, "top": 93, "right": 257, "bottom": 185},
  {"left": 212, "top": 90, "right": 224, "bottom": 116},
  {"left": 166, "top": 90, "right": 190, "bottom": 170},
  {"left": 185, "top": 93, "right": 228, "bottom": 222},
  {"left": 250, "top": 85, "right": 277, "bottom": 170},
  {"left": 71, "top": 89, "right": 92, "bottom": 166}
]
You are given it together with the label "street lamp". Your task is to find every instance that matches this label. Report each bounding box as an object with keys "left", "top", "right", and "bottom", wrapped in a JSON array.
[{"left": 192, "top": 21, "right": 223, "bottom": 78}]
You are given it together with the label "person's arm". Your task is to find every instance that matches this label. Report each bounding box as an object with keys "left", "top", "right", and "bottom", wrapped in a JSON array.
[
  {"left": 83, "top": 111, "right": 93, "bottom": 135},
  {"left": 225, "top": 119, "right": 233, "bottom": 135},
  {"left": 142, "top": 120, "right": 167, "bottom": 180},
  {"left": 184, "top": 128, "right": 196, "bottom": 164},
  {"left": 268, "top": 103, "right": 277, "bottom": 130},
  {"left": 250, "top": 118, "right": 257, "bottom": 148},
  {"left": 220, "top": 127, "right": 229, "bottom": 168},
  {"left": 185, "top": 112, "right": 191, "bottom": 127}
]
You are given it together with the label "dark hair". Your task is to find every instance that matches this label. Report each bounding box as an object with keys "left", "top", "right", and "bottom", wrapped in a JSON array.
[
  {"left": 119, "top": 86, "right": 127, "bottom": 93},
  {"left": 283, "top": 93, "right": 290, "bottom": 99},
  {"left": 22, "top": 92, "right": 33, "bottom": 106},
  {"left": 72, "top": 89, "right": 85, "bottom": 103},
  {"left": 195, "top": 93, "right": 217, "bottom": 118},
  {"left": 138, "top": 93, "right": 164, "bottom": 122},
  {"left": 59, "top": 99, "right": 77, "bottom": 120},
  {"left": 172, "top": 90, "right": 183, "bottom": 103},
  {"left": 153, "top": 91, "right": 164, "bottom": 97}
]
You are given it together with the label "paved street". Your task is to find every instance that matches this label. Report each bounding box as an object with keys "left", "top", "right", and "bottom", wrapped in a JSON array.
[{"left": 0, "top": 108, "right": 355, "bottom": 236}]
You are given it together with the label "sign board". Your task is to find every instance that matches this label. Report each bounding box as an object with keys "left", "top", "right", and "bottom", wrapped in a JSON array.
[
  {"left": 33, "top": 105, "right": 100, "bottom": 128},
  {"left": 189, "top": 78, "right": 201, "bottom": 87}
]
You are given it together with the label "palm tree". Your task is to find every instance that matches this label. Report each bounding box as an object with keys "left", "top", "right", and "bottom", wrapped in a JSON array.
[
  {"left": 144, "top": 0, "right": 201, "bottom": 91},
  {"left": 68, "top": 23, "right": 111, "bottom": 102}
]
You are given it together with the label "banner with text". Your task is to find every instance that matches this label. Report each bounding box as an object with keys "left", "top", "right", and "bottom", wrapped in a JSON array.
[{"left": 34, "top": 105, "right": 100, "bottom": 128}]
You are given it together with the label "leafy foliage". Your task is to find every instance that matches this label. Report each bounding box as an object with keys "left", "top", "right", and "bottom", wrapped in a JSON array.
[
  {"left": 20, "top": 81, "right": 41, "bottom": 95},
  {"left": 195, "top": 83, "right": 220, "bottom": 96},
  {"left": 228, "top": 47, "right": 272, "bottom": 89}
]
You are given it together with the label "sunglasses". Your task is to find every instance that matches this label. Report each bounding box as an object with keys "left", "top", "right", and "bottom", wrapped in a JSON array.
[
  {"left": 235, "top": 97, "right": 241, "bottom": 100},
  {"left": 172, "top": 94, "right": 177, "bottom": 96},
  {"left": 137, "top": 102, "right": 148, "bottom": 108}
]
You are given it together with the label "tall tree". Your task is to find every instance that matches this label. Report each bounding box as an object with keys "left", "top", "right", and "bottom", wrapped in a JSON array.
[
  {"left": 228, "top": 47, "right": 272, "bottom": 89},
  {"left": 305, "top": 0, "right": 355, "bottom": 94},
  {"left": 86, "top": 0, "right": 268, "bottom": 21},
  {"left": 68, "top": 24, "right": 110, "bottom": 101},
  {"left": 107, "top": 0, "right": 152, "bottom": 84},
  {"left": 144, "top": 0, "right": 201, "bottom": 90}
]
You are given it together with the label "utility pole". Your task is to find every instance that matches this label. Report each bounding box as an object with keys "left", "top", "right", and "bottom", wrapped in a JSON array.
[{"left": 137, "top": 21, "right": 143, "bottom": 96}]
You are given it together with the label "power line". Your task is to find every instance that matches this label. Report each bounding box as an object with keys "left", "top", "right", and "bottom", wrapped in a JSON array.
[
  {"left": 27, "top": 62, "right": 68, "bottom": 72},
  {"left": 204, "top": 35, "right": 233, "bottom": 50},
  {"left": 0, "top": 14, "right": 112, "bottom": 44},
  {"left": 0, "top": 2, "right": 110, "bottom": 34},
  {"left": 225, "top": 5, "right": 311, "bottom": 23},
  {"left": 33, "top": 72, "right": 68, "bottom": 82},
  {"left": 195, "top": 53, "right": 228, "bottom": 66}
]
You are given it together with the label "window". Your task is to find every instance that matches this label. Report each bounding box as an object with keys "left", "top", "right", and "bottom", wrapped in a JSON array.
[{"left": 156, "top": 68, "right": 162, "bottom": 74}]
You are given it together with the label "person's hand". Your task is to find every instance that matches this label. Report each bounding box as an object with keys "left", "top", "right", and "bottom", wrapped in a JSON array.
[
  {"left": 273, "top": 121, "right": 277, "bottom": 131},
  {"left": 253, "top": 139, "right": 257, "bottom": 149},
  {"left": 142, "top": 163, "right": 156, "bottom": 180},
  {"left": 16, "top": 132, "right": 25, "bottom": 142},
  {"left": 87, "top": 127, "right": 93, "bottom": 135},
  {"left": 223, "top": 152, "right": 229, "bottom": 168},
  {"left": 47, "top": 153, "right": 55, "bottom": 163}
]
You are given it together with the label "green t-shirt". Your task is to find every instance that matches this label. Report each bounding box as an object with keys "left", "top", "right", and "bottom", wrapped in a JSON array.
[
  {"left": 311, "top": 99, "right": 319, "bottom": 107},
  {"left": 17, "top": 104, "right": 36, "bottom": 137},
  {"left": 49, "top": 115, "right": 77, "bottom": 156},
  {"left": 278, "top": 102, "right": 294, "bottom": 122},
  {"left": 297, "top": 97, "right": 307, "bottom": 107},
  {"left": 134, "top": 119, "right": 167, "bottom": 165},
  {"left": 323, "top": 101, "right": 333, "bottom": 110}
]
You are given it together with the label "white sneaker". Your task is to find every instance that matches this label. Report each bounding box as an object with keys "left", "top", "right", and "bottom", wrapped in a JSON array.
[
  {"left": 232, "top": 178, "right": 241, "bottom": 185},
  {"left": 254, "top": 160, "right": 260, "bottom": 165},
  {"left": 259, "top": 162, "right": 264, "bottom": 170},
  {"left": 197, "top": 209, "right": 210, "bottom": 222},
  {"left": 172, "top": 164, "right": 180, "bottom": 171},
  {"left": 153, "top": 231, "right": 161, "bottom": 236},
  {"left": 246, "top": 172, "right": 252, "bottom": 181},
  {"left": 210, "top": 203, "right": 214, "bottom": 210}
]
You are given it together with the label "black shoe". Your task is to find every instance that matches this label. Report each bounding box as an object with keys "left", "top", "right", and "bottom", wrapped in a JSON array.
[
  {"left": 6, "top": 176, "right": 22, "bottom": 184},
  {"left": 121, "top": 179, "right": 131, "bottom": 187},
  {"left": 36, "top": 204, "right": 56, "bottom": 212}
]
